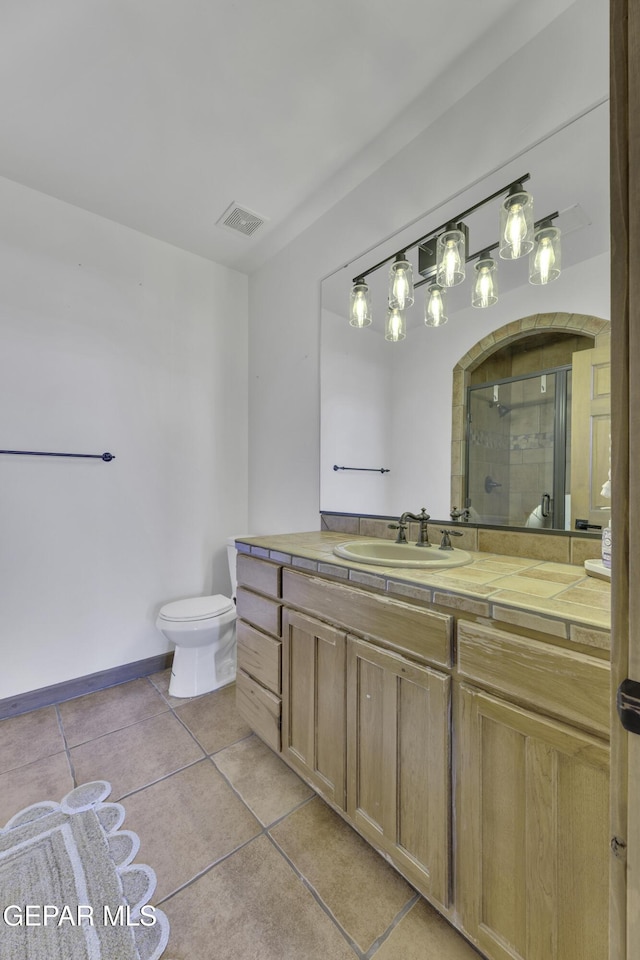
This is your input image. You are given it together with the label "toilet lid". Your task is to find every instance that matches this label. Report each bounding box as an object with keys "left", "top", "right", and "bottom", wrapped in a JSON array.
[{"left": 158, "top": 594, "right": 235, "bottom": 622}]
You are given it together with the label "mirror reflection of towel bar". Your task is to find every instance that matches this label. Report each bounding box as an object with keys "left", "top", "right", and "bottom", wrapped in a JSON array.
[
  {"left": 333, "top": 464, "right": 390, "bottom": 474},
  {"left": 0, "top": 449, "right": 116, "bottom": 461}
]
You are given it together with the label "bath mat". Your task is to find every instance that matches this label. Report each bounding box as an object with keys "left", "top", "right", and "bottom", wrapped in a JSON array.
[{"left": 0, "top": 781, "right": 170, "bottom": 960}]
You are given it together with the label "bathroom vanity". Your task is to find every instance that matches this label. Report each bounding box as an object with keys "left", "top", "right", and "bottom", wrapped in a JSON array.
[{"left": 234, "top": 530, "right": 610, "bottom": 960}]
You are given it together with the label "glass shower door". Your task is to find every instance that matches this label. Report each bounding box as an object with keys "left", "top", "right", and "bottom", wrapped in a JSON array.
[{"left": 466, "top": 370, "right": 568, "bottom": 528}]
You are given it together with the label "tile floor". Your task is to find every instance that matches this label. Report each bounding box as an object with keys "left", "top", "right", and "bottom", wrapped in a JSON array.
[{"left": 0, "top": 673, "right": 482, "bottom": 959}]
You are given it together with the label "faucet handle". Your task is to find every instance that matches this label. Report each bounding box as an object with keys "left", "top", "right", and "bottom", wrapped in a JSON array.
[
  {"left": 388, "top": 522, "right": 408, "bottom": 544},
  {"left": 439, "top": 529, "right": 463, "bottom": 550}
]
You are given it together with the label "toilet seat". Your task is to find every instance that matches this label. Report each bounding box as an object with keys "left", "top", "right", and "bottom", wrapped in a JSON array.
[{"left": 158, "top": 594, "right": 234, "bottom": 622}]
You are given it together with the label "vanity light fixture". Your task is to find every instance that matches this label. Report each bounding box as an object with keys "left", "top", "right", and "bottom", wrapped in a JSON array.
[
  {"left": 499, "top": 183, "right": 534, "bottom": 259},
  {"left": 349, "top": 278, "right": 373, "bottom": 327},
  {"left": 529, "top": 221, "right": 562, "bottom": 284},
  {"left": 385, "top": 305, "right": 406, "bottom": 341},
  {"left": 424, "top": 282, "right": 448, "bottom": 326},
  {"left": 472, "top": 252, "right": 499, "bottom": 308},
  {"left": 388, "top": 254, "right": 415, "bottom": 310},
  {"left": 347, "top": 172, "right": 562, "bottom": 338}
]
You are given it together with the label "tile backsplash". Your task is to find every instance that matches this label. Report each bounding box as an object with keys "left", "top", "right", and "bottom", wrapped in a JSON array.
[{"left": 320, "top": 512, "right": 602, "bottom": 566}]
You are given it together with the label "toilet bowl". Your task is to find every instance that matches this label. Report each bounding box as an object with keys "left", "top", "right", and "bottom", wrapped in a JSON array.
[{"left": 156, "top": 537, "right": 241, "bottom": 698}]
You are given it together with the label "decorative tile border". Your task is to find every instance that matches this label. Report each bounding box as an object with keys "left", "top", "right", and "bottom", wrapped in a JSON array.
[{"left": 254, "top": 542, "right": 606, "bottom": 640}]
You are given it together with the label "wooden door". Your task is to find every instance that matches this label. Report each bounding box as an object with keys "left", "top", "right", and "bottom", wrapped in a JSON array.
[
  {"left": 346, "top": 636, "right": 450, "bottom": 906},
  {"left": 457, "top": 683, "right": 610, "bottom": 960},
  {"left": 571, "top": 344, "right": 611, "bottom": 530},
  {"left": 281, "top": 608, "right": 346, "bottom": 808},
  {"left": 610, "top": 2, "right": 640, "bottom": 958}
]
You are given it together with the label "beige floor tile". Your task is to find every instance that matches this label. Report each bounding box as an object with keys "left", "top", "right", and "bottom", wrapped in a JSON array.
[
  {"left": 121, "top": 760, "right": 261, "bottom": 901},
  {"left": 270, "top": 797, "right": 414, "bottom": 952},
  {"left": 373, "top": 898, "right": 481, "bottom": 959},
  {"left": 70, "top": 712, "right": 204, "bottom": 800},
  {"left": 0, "top": 706, "right": 65, "bottom": 774},
  {"left": 213, "top": 735, "right": 313, "bottom": 825},
  {"left": 174, "top": 683, "right": 252, "bottom": 754},
  {"left": 0, "top": 752, "right": 73, "bottom": 826},
  {"left": 58, "top": 678, "right": 169, "bottom": 746},
  {"left": 162, "top": 835, "right": 356, "bottom": 960}
]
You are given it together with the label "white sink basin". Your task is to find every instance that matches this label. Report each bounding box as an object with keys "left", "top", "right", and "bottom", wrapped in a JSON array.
[{"left": 333, "top": 539, "right": 471, "bottom": 569}]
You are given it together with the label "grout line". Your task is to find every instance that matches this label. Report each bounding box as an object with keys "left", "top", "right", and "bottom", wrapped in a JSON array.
[
  {"left": 265, "top": 831, "right": 365, "bottom": 959},
  {"left": 54, "top": 704, "right": 78, "bottom": 788},
  {"left": 207, "top": 741, "right": 306, "bottom": 823},
  {"left": 154, "top": 794, "right": 316, "bottom": 908},
  {"left": 364, "top": 893, "right": 420, "bottom": 958},
  {"left": 115, "top": 757, "right": 206, "bottom": 803},
  {"left": 154, "top": 833, "right": 264, "bottom": 906},
  {"left": 261, "top": 791, "right": 316, "bottom": 829},
  {"left": 206, "top": 730, "right": 255, "bottom": 761},
  {"left": 60, "top": 706, "right": 173, "bottom": 750}
]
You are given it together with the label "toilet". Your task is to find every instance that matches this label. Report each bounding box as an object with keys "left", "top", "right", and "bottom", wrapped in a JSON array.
[{"left": 156, "top": 537, "right": 240, "bottom": 698}]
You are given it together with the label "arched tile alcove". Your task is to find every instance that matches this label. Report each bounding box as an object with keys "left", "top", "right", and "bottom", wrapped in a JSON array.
[{"left": 450, "top": 311, "right": 611, "bottom": 515}]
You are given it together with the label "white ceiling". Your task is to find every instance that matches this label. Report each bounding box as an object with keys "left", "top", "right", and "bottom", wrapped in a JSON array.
[{"left": 0, "top": 0, "right": 577, "bottom": 273}]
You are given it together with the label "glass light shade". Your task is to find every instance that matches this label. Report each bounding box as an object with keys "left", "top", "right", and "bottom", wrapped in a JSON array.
[
  {"left": 436, "top": 229, "right": 465, "bottom": 287},
  {"left": 349, "top": 280, "right": 372, "bottom": 327},
  {"left": 499, "top": 188, "right": 534, "bottom": 259},
  {"left": 424, "top": 283, "right": 448, "bottom": 327},
  {"left": 385, "top": 306, "right": 406, "bottom": 341},
  {"left": 529, "top": 225, "right": 561, "bottom": 284},
  {"left": 472, "top": 256, "right": 498, "bottom": 308},
  {"left": 388, "top": 258, "right": 414, "bottom": 310}
]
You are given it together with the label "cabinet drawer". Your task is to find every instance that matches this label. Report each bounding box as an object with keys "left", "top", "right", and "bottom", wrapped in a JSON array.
[
  {"left": 282, "top": 569, "right": 452, "bottom": 667},
  {"left": 236, "top": 586, "right": 282, "bottom": 637},
  {"left": 237, "top": 620, "right": 281, "bottom": 694},
  {"left": 236, "top": 554, "right": 281, "bottom": 598},
  {"left": 236, "top": 669, "right": 281, "bottom": 752},
  {"left": 457, "top": 620, "right": 610, "bottom": 737}
]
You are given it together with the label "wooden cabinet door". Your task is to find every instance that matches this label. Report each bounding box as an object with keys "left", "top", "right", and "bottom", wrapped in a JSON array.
[
  {"left": 346, "top": 636, "right": 450, "bottom": 907},
  {"left": 456, "top": 682, "right": 609, "bottom": 960},
  {"left": 281, "top": 609, "right": 346, "bottom": 808}
]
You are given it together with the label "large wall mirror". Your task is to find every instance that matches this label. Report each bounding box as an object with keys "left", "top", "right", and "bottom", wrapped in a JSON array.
[{"left": 320, "top": 102, "right": 610, "bottom": 531}]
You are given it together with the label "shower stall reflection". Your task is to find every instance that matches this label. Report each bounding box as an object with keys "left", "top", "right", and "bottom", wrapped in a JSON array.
[{"left": 465, "top": 368, "right": 572, "bottom": 528}]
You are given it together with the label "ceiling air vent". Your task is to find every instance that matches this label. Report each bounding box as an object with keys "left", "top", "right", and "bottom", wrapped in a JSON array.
[{"left": 216, "top": 202, "right": 267, "bottom": 237}]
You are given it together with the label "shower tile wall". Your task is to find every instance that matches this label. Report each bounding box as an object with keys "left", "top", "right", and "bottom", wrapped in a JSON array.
[
  {"left": 507, "top": 376, "right": 556, "bottom": 524},
  {"left": 467, "top": 387, "right": 510, "bottom": 524}
]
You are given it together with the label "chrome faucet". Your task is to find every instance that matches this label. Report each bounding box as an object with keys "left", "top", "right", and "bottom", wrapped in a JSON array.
[{"left": 389, "top": 508, "right": 431, "bottom": 546}]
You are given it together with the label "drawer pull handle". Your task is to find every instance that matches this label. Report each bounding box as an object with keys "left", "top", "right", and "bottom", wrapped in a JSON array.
[{"left": 618, "top": 678, "right": 640, "bottom": 734}]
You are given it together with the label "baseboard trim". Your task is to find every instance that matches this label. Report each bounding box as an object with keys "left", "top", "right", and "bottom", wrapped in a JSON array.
[{"left": 0, "top": 653, "right": 174, "bottom": 720}]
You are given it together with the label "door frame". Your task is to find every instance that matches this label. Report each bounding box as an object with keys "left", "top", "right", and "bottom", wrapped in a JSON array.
[{"left": 609, "top": 2, "right": 639, "bottom": 957}]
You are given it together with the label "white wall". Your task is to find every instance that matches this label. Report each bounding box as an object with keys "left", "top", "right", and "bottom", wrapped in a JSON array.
[
  {"left": 0, "top": 177, "right": 248, "bottom": 699},
  {"left": 247, "top": 0, "right": 609, "bottom": 534},
  {"left": 320, "top": 308, "right": 394, "bottom": 514}
]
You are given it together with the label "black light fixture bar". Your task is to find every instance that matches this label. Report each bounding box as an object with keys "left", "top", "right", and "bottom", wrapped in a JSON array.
[
  {"left": 352, "top": 173, "right": 531, "bottom": 285},
  {"left": 413, "top": 209, "right": 559, "bottom": 289}
]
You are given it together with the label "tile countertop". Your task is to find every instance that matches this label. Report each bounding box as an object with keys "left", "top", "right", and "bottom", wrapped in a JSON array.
[{"left": 235, "top": 531, "right": 611, "bottom": 652}]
